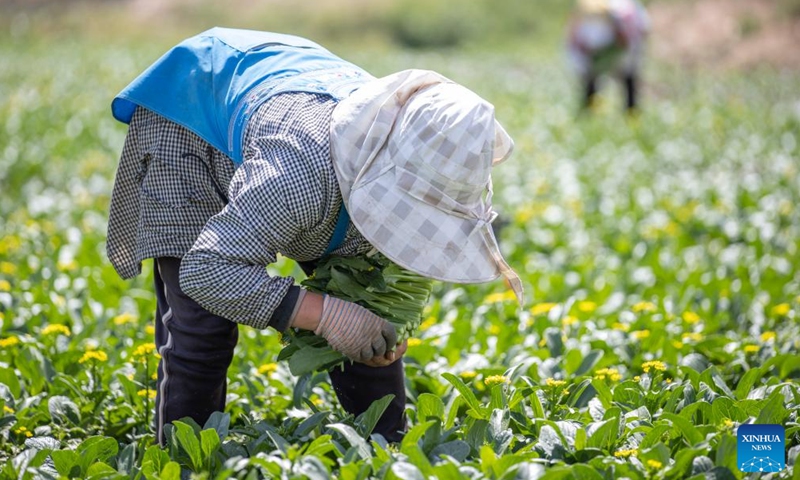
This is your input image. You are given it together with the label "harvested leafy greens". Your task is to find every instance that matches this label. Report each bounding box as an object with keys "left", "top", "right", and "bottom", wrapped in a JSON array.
[{"left": 278, "top": 252, "right": 434, "bottom": 375}]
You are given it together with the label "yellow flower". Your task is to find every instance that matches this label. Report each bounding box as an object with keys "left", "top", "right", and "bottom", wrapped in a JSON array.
[
  {"left": 771, "top": 303, "right": 791, "bottom": 316},
  {"left": 57, "top": 259, "right": 78, "bottom": 271},
  {"left": 484, "top": 375, "right": 510, "bottom": 387},
  {"left": 682, "top": 332, "right": 703, "bottom": 342},
  {"left": 612, "top": 322, "right": 630, "bottom": 332},
  {"left": 406, "top": 338, "right": 423, "bottom": 347},
  {"left": 0, "top": 280, "right": 10, "bottom": 292},
  {"left": 488, "top": 324, "right": 501, "bottom": 335},
  {"left": 614, "top": 448, "right": 638, "bottom": 458},
  {"left": 258, "top": 363, "right": 278, "bottom": 376},
  {"left": 631, "top": 330, "right": 650, "bottom": 340},
  {"left": 531, "top": 303, "right": 558, "bottom": 316},
  {"left": 484, "top": 293, "right": 504, "bottom": 304},
  {"left": 311, "top": 397, "right": 324, "bottom": 407},
  {"left": 14, "top": 426, "right": 32, "bottom": 438},
  {"left": 418, "top": 316, "right": 436, "bottom": 331},
  {"left": 484, "top": 291, "right": 517, "bottom": 304},
  {"left": 595, "top": 368, "right": 622, "bottom": 382},
  {"left": 561, "top": 316, "right": 578, "bottom": 327},
  {"left": 3, "top": 405, "right": 15, "bottom": 414},
  {"left": 632, "top": 301, "right": 656, "bottom": 313},
  {"left": 133, "top": 343, "right": 158, "bottom": 358},
  {"left": 633, "top": 376, "right": 641, "bottom": 382},
  {"left": 152, "top": 372, "right": 158, "bottom": 380},
  {"left": 514, "top": 205, "right": 536, "bottom": 223},
  {"left": 41, "top": 324, "right": 71, "bottom": 336},
  {"left": 145, "top": 325, "right": 155, "bottom": 335},
  {"left": 743, "top": 345, "right": 759, "bottom": 354},
  {"left": 577, "top": 301, "right": 597, "bottom": 313},
  {"left": 544, "top": 378, "right": 566, "bottom": 388},
  {"left": 646, "top": 459, "right": 663, "bottom": 470},
  {"left": 671, "top": 341, "right": 684, "bottom": 349},
  {"left": 112, "top": 312, "right": 137, "bottom": 326},
  {"left": 0, "top": 336, "right": 20, "bottom": 348},
  {"left": 459, "top": 371, "right": 477, "bottom": 380},
  {"left": 665, "top": 378, "right": 673, "bottom": 384},
  {"left": 79, "top": 350, "right": 108, "bottom": 363},
  {"left": 0, "top": 235, "right": 21, "bottom": 255},
  {"left": 722, "top": 418, "right": 735, "bottom": 429},
  {"left": 642, "top": 360, "right": 667, "bottom": 373},
  {"left": 0, "top": 262, "right": 17, "bottom": 275},
  {"left": 760, "top": 331, "right": 777, "bottom": 342},
  {"left": 682, "top": 311, "right": 701, "bottom": 324},
  {"left": 137, "top": 389, "right": 157, "bottom": 399}
]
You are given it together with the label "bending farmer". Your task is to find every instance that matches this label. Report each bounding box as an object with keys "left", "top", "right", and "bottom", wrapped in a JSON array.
[{"left": 106, "top": 27, "right": 523, "bottom": 444}]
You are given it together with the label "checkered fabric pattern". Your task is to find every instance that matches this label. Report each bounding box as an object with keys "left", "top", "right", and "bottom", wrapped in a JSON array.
[
  {"left": 330, "top": 69, "right": 523, "bottom": 304},
  {"left": 107, "top": 107, "right": 236, "bottom": 279},
  {"left": 107, "top": 92, "right": 372, "bottom": 329}
]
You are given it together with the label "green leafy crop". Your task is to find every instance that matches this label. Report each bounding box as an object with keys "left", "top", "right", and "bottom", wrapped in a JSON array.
[{"left": 279, "top": 252, "right": 434, "bottom": 375}]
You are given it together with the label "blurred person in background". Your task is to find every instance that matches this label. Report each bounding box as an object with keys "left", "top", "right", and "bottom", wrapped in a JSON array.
[
  {"left": 106, "top": 27, "right": 522, "bottom": 445},
  {"left": 566, "top": 0, "right": 650, "bottom": 113}
]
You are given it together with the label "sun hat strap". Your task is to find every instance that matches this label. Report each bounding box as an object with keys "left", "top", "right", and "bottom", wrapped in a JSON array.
[
  {"left": 477, "top": 179, "right": 524, "bottom": 306},
  {"left": 478, "top": 224, "right": 525, "bottom": 305},
  {"left": 322, "top": 203, "right": 350, "bottom": 257}
]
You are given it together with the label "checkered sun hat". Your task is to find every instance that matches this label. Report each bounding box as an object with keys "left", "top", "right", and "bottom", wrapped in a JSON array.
[{"left": 330, "top": 69, "right": 523, "bottom": 304}]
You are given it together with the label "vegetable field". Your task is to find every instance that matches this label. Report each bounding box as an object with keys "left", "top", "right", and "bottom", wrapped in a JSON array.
[{"left": 2, "top": 11, "right": 800, "bottom": 480}]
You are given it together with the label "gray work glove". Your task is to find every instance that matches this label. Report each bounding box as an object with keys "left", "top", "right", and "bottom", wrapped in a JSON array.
[{"left": 315, "top": 295, "right": 398, "bottom": 363}]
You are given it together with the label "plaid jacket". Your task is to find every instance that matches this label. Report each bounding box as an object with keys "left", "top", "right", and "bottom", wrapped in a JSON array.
[{"left": 107, "top": 92, "right": 371, "bottom": 330}]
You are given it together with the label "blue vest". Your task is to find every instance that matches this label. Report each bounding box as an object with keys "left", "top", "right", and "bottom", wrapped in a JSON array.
[{"left": 112, "top": 27, "right": 374, "bottom": 164}]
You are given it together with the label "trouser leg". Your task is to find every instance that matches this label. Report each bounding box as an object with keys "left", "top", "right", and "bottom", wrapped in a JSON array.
[
  {"left": 624, "top": 73, "right": 638, "bottom": 111},
  {"left": 153, "top": 257, "right": 239, "bottom": 445},
  {"left": 328, "top": 359, "right": 407, "bottom": 442},
  {"left": 583, "top": 75, "right": 598, "bottom": 111}
]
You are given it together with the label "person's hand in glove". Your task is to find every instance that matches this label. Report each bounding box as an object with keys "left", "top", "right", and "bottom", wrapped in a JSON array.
[
  {"left": 289, "top": 291, "right": 403, "bottom": 366},
  {"left": 315, "top": 295, "right": 398, "bottom": 363}
]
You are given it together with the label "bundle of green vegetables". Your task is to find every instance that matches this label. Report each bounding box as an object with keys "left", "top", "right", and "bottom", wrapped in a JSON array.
[{"left": 278, "top": 251, "right": 434, "bottom": 375}]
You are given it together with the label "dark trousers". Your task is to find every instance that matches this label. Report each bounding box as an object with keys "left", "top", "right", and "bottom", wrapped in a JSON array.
[
  {"left": 152, "top": 257, "right": 406, "bottom": 444},
  {"left": 583, "top": 73, "right": 638, "bottom": 112}
]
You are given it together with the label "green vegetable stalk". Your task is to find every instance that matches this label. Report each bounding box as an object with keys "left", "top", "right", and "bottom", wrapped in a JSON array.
[{"left": 278, "top": 251, "right": 434, "bottom": 376}]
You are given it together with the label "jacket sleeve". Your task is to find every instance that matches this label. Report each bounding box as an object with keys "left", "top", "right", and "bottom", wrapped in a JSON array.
[{"left": 179, "top": 140, "right": 317, "bottom": 330}]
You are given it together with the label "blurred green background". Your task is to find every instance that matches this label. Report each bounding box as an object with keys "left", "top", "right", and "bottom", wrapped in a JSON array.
[
  {"left": 2, "top": 0, "right": 798, "bottom": 63},
  {"left": 0, "top": 0, "right": 564, "bottom": 52}
]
